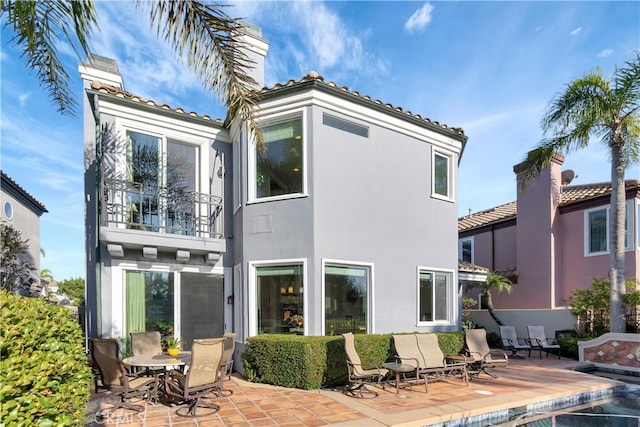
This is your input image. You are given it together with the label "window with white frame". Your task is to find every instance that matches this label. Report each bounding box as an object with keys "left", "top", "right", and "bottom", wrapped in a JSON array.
[
  {"left": 432, "top": 150, "right": 453, "bottom": 200},
  {"left": 255, "top": 263, "right": 304, "bottom": 335},
  {"left": 459, "top": 237, "right": 474, "bottom": 263},
  {"left": 251, "top": 116, "right": 304, "bottom": 201},
  {"left": 585, "top": 203, "right": 634, "bottom": 256},
  {"left": 585, "top": 207, "right": 608, "bottom": 254},
  {"left": 324, "top": 262, "right": 371, "bottom": 336},
  {"left": 418, "top": 269, "right": 453, "bottom": 323}
]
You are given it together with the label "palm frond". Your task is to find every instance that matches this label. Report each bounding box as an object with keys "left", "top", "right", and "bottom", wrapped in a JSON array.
[
  {"left": 1, "top": 0, "right": 97, "bottom": 116},
  {"left": 614, "top": 53, "right": 640, "bottom": 116},
  {"left": 145, "top": 0, "right": 265, "bottom": 151}
]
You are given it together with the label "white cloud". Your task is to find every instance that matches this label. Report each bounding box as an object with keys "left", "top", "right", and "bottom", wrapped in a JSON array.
[
  {"left": 404, "top": 3, "right": 434, "bottom": 33},
  {"left": 570, "top": 27, "right": 582, "bottom": 36},
  {"left": 597, "top": 49, "right": 614, "bottom": 58},
  {"left": 18, "top": 93, "right": 30, "bottom": 108}
]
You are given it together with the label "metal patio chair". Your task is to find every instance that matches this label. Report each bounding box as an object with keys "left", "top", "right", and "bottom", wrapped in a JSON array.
[
  {"left": 464, "top": 329, "right": 508, "bottom": 378},
  {"left": 499, "top": 325, "right": 532, "bottom": 359},
  {"left": 527, "top": 325, "right": 561, "bottom": 359},
  {"left": 342, "top": 332, "right": 388, "bottom": 398},
  {"left": 164, "top": 338, "right": 225, "bottom": 417}
]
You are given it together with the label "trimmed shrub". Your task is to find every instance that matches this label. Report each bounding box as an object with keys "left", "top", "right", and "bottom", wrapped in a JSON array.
[
  {"left": 1, "top": 291, "right": 93, "bottom": 425},
  {"left": 242, "top": 331, "right": 465, "bottom": 390}
]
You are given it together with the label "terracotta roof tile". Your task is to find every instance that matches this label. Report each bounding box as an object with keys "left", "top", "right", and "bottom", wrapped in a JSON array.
[
  {"left": 459, "top": 180, "right": 640, "bottom": 232},
  {"left": 259, "top": 71, "right": 465, "bottom": 137},
  {"left": 89, "top": 81, "right": 222, "bottom": 123},
  {"left": 458, "top": 260, "right": 490, "bottom": 273}
]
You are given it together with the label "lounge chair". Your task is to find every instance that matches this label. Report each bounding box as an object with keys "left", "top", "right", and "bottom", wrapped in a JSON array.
[
  {"left": 393, "top": 333, "right": 469, "bottom": 392},
  {"left": 499, "top": 325, "right": 531, "bottom": 359},
  {"left": 90, "top": 338, "right": 158, "bottom": 417},
  {"left": 342, "top": 332, "right": 388, "bottom": 398},
  {"left": 164, "top": 338, "right": 225, "bottom": 417},
  {"left": 464, "top": 329, "right": 508, "bottom": 378},
  {"left": 527, "top": 325, "right": 561, "bottom": 359}
]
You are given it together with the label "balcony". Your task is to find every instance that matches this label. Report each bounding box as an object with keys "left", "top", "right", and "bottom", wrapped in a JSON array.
[{"left": 99, "top": 178, "right": 225, "bottom": 258}]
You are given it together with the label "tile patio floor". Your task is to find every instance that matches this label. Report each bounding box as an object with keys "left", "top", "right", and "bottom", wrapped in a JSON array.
[{"left": 85, "top": 354, "right": 622, "bottom": 427}]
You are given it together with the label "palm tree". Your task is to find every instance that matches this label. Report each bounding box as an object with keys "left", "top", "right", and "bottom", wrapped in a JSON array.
[
  {"left": 40, "top": 268, "right": 54, "bottom": 283},
  {"left": 1, "top": 0, "right": 264, "bottom": 148},
  {"left": 518, "top": 54, "right": 640, "bottom": 333},
  {"left": 469, "top": 273, "right": 513, "bottom": 327}
]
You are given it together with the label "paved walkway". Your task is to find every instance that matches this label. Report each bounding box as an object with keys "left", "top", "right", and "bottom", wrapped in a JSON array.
[{"left": 85, "top": 355, "right": 622, "bottom": 426}]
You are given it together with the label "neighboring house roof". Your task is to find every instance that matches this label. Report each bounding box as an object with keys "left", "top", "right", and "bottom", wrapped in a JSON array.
[
  {"left": 0, "top": 171, "right": 48, "bottom": 216},
  {"left": 88, "top": 71, "right": 467, "bottom": 146},
  {"left": 459, "top": 180, "right": 640, "bottom": 233},
  {"left": 458, "top": 260, "right": 490, "bottom": 273}
]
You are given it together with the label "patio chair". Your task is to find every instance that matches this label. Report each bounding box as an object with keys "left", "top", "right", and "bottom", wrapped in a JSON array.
[
  {"left": 527, "top": 325, "right": 561, "bottom": 359},
  {"left": 130, "top": 331, "right": 162, "bottom": 375},
  {"left": 499, "top": 326, "right": 531, "bottom": 359},
  {"left": 394, "top": 334, "right": 469, "bottom": 392},
  {"left": 464, "top": 329, "right": 508, "bottom": 378},
  {"left": 90, "top": 338, "right": 158, "bottom": 417},
  {"left": 221, "top": 332, "right": 236, "bottom": 381},
  {"left": 342, "top": 332, "right": 388, "bottom": 398},
  {"left": 164, "top": 338, "right": 225, "bottom": 417}
]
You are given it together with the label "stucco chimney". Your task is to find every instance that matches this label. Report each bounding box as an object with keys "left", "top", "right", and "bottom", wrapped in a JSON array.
[
  {"left": 237, "top": 21, "right": 269, "bottom": 89},
  {"left": 78, "top": 54, "right": 123, "bottom": 89},
  {"left": 512, "top": 152, "right": 564, "bottom": 309}
]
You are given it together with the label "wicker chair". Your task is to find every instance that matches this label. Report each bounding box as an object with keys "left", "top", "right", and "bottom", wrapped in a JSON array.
[
  {"left": 90, "top": 338, "right": 158, "bottom": 417},
  {"left": 164, "top": 338, "right": 225, "bottom": 417},
  {"left": 342, "top": 332, "right": 388, "bottom": 398}
]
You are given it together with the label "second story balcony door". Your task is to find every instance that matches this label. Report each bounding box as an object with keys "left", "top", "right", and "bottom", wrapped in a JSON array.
[{"left": 127, "top": 131, "right": 198, "bottom": 236}]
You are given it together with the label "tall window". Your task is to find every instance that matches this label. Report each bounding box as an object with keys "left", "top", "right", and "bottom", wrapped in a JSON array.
[
  {"left": 418, "top": 269, "right": 452, "bottom": 323},
  {"left": 125, "top": 271, "right": 174, "bottom": 338},
  {"left": 432, "top": 150, "right": 452, "bottom": 199},
  {"left": 585, "top": 208, "right": 608, "bottom": 254},
  {"left": 324, "top": 263, "right": 370, "bottom": 335},
  {"left": 126, "top": 131, "right": 198, "bottom": 234},
  {"left": 254, "top": 117, "right": 303, "bottom": 200},
  {"left": 459, "top": 238, "right": 474, "bottom": 263},
  {"left": 256, "top": 264, "right": 304, "bottom": 335}
]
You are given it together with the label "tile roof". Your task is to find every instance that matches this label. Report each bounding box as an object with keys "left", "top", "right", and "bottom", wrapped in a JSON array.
[
  {"left": 459, "top": 180, "right": 640, "bottom": 232},
  {"left": 89, "top": 81, "right": 224, "bottom": 123},
  {"left": 89, "top": 72, "right": 465, "bottom": 139},
  {"left": 458, "top": 260, "right": 490, "bottom": 273},
  {"left": 0, "top": 170, "right": 48, "bottom": 214},
  {"left": 259, "top": 71, "right": 466, "bottom": 137}
]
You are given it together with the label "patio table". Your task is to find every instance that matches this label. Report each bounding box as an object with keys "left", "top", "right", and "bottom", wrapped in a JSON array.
[
  {"left": 383, "top": 362, "right": 415, "bottom": 394},
  {"left": 123, "top": 352, "right": 191, "bottom": 369}
]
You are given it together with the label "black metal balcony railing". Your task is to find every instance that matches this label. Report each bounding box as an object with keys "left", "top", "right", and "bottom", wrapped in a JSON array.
[{"left": 100, "top": 178, "right": 223, "bottom": 239}]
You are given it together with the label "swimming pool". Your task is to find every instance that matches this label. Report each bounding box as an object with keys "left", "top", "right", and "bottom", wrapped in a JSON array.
[{"left": 509, "top": 384, "right": 640, "bottom": 427}]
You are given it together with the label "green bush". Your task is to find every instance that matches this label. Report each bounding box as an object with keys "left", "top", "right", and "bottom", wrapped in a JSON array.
[
  {"left": 242, "top": 332, "right": 465, "bottom": 390},
  {"left": 557, "top": 336, "right": 595, "bottom": 360},
  {"left": 0, "top": 291, "right": 93, "bottom": 425}
]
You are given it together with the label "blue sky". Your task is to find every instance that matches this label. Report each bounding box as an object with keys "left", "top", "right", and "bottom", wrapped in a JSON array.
[{"left": 1, "top": 1, "right": 639, "bottom": 281}]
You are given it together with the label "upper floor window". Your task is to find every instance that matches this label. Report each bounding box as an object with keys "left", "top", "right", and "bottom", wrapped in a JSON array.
[
  {"left": 585, "top": 208, "right": 608, "bottom": 255},
  {"left": 3, "top": 201, "right": 13, "bottom": 220},
  {"left": 432, "top": 150, "right": 453, "bottom": 200},
  {"left": 459, "top": 237, "right": 474, "bottom": 263},
  {"left": 253, "top": 117, "right": 304, "bottom": 201},
  {"left": 585, "top": 202, "right": 634, "bottom": 256}
]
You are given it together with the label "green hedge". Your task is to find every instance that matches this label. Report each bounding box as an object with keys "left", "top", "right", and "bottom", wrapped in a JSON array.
[
  {"left": 0, "top": 291, "right": 93, "bottom": 425},
  {"left": 242, "top": 332, "right": 465, "bottom": 390}
]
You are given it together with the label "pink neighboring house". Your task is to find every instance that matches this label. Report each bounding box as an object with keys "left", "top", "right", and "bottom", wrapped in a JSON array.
[{"left": 459, "top": 154, "right": 640, "bottom": 313}]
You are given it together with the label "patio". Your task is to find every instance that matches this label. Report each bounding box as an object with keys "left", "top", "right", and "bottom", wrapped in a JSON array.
[{"left": 85, "top": 355, "right": 622, "bottom": 426}]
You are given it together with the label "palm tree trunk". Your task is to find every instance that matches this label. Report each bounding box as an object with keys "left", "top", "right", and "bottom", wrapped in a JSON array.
[
  {"left": 609, "top": 139, "right": 626, "bottom": 333},
  {"left": 484, "top": 291, "right": 504, "bottom": 326}
]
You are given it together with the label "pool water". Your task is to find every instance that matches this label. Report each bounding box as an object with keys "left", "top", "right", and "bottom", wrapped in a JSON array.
[{"left": 513, "top": 384, "right": 640, "bottom": 427}]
